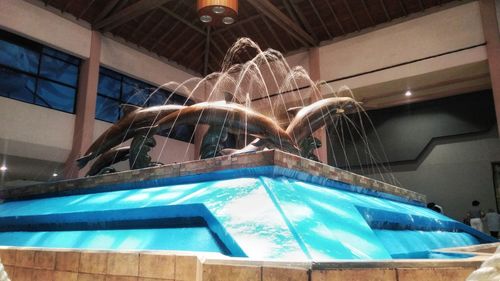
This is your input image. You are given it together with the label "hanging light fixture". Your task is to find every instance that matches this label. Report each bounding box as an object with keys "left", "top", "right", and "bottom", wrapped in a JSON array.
[{"left": 197, "top": 0, "right": 238, "bottom": 26}]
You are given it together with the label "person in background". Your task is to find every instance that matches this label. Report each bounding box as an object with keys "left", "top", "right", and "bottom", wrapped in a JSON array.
[
  {"left": 485, "top": 208, "right": 499, "bottom": 238},
  {"left": 469, "top": 200, "right": 485, "bottom": 232},
  {"left": 463, "top": 212, "right": 471, "bottom": 226}
]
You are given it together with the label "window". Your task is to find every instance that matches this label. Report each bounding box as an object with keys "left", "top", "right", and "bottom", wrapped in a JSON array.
[
  {"left": 0, "top": 29, "right": 80, "bottom": 113},
  {"left": 96, "top": 67, "right": 195, "bottom": 143}
]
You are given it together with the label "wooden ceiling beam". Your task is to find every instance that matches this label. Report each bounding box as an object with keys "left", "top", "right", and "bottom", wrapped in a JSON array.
[
  {"left": 380, "top": 0, "right": 391, "bottom": 21},
  {"left": 361, "top": 0, "right": 375, "bottom": 26},
  {"left": 93, "top": 0, "right": 120, "bottom": 23},
  {"left": 288, "top": 0, "right": 318, "bottom": 42},
  {"left": 418, "top": 0, "right": 425, "bottom": 11},
  {"left": 61, "top": 0, "right": 74, "bottom": 14},
  {"left": 307, "top": 0, "right": 332, "bottom": 38},
  {"left": 246, "top": 0, "right": 316, "bottom": 47},
  {"left": 261, "top": 16, "right": 287, "bottom": 52},
  {"left": 399, "top": 0, "right": 408, "bottom": 16},
  {"left": 130, "top": 10, "right": 155, "bottom": 39},
  {"left": 204, "top": 27, "right": 211, "bottom": 76},
  {"left": 170, "top": 34, "right": 201, "bottom": 61},
  {"left": 342, "top": 0, "right": 360, "bottom": 31},
  {"left": 324, "top": 0, "right": 345, "bottom": 35},
  {"left": 159, "top": 6, "right": 205, "bottom": 35},
  {"left": 250, "top": 20, "right": 272, "bottom": 50},
  {"left": 77, "top": 0, "right": 97, "bottom": 19},
  {"left": 94, "top": 0, "right": 170, "bottom": 30},
  {"left": 138, "top": 14, "right": 168, "bottom": 46},
  {"left": 149, "top": 7, "right": 191, "bottom": 51}
]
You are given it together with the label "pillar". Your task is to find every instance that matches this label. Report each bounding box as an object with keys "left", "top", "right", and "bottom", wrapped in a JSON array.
[
  {"left": 479, "top": 0, "right": 500, "bottom": 135},
  {"left": 308, "top": 47, "right": 329, "bottom": 163},
  {"left": 63, "top": 31, "right": 101, "bottom": 178}
]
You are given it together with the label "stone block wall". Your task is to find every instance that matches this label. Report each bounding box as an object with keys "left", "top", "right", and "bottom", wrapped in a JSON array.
[{"left": 0, "top": 247, "right": 488, "bottom": 281}]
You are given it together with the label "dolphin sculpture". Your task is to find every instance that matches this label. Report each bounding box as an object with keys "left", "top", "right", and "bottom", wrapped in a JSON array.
[
  {"left": 76, "top": 104, "right": 185, "bottom": 168},
  {"left": 86, "top": 146, "right": 130, "bottom": 177},
  {"left": 221, "top": 97, "right": 359, "bottom": 156},
  {"left": 286, "top": 96, "right": 358, "bottom": 142},
  {"left": 156, "top": 102, "right": 299, "bottom": 154}
]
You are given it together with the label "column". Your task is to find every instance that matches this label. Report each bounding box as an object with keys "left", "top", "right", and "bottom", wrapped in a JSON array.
[
  {"left": 63, "top": 31, "right": 101, "bottom": 178},
  {"left": 479, "top": 0, "right": 500, "bottom": 135},
  {"left": 308, "top": 47, "right": 329, "bottom": 163}
]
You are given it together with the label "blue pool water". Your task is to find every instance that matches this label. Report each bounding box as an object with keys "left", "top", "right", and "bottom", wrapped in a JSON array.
[{"left": 0, "top": 167, "right": 494, "bottom": 260}]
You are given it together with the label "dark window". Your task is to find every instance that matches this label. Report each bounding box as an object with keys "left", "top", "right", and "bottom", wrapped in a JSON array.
[
  {"left": 0, "top": 29, "right": 80, "bottom": 113},
  {"left": 96, "top": 67, "right": 195, "bottom": 143}
]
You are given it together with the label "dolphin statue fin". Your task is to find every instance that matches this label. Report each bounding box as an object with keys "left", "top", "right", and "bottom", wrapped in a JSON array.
[
  {"left": 134, "top": 125, "right": 159, "bottom": 137},
  {"left": 224, "top": 92, "right": 242, "bottom": 104},
  {"left": 120, "top": 104, "right": 142, "bottom": 116},
  {"left": 76, "top": 153, "right": 94, "bottom": 168},
  {"left": 287, "top": 107, "right": 303, "bottom": 117}
]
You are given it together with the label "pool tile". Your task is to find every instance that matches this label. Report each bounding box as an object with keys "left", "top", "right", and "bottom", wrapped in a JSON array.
[
  {"left": 396, "top": 267, "right": 476, "bottom": 281},
  {"left": 78, "top": 273, "right": 106, "bottom": 281},
  {"left": 263, "top": 266, "right": 308, "bottom": 281},
  {"left": 56, "top": 251, "right": 80, "bottom": 272},
  {"left": 32, "top": 268, "right": 54, "bottom": 280},
  {"left": 0, "top": 249, "right": 17, "bottom": 266},
  {"left": 79, "top": 252, "right": 108, "bottom": 274},
  {"left": 202, "top": 264, "right": 261, "bottom": 281},
  {"left": 311, "top": 268, "right": 397, "bottom": 281},
  {"left": 15, "top": 249, "right": 35, "bottom": 268},
  {"left": 54, "top": 270, "right": 78, "bottom": 281},
  {"left": 34, "top": 250, "right": 56, "bottom": 269},
  {"left": 107, "top": 252, "right": 139, "bottom": 276},
  {"left": 139, "top": 253, "right": 175, "bottom": 279},
  {"left": 175, "top": 255, "right": 200, "bottom": 281}
]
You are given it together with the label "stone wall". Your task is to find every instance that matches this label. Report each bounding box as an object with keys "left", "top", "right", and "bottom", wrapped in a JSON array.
[{"left": 0, "top": 246, "right": 491, "bottom": 281}]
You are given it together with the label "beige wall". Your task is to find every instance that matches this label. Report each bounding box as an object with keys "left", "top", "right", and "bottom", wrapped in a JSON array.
[
  {"left": 0, "top": 0, "right": 91, "bottom": 58},
  {"left": 0, "top": 97, "right": 74, "bottom": 162},
  {"left": 319, "top": 1, "right": 484, "bottom": 81}
]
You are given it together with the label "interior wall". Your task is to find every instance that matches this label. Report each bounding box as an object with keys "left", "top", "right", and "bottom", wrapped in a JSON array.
[
  {"left": 330, "top": 91, "right": 500, "bottom": 221},
  {"left": 379, "top": 129, "right": 500, "bottom": 221}
]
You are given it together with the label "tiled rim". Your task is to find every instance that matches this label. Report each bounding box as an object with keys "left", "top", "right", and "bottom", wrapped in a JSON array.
[
  {"left": 0, "top": 244, "right": 492, "bottom": 270},
  {"left": 0, "top": 150, "right": 426, "bottom": 204}
]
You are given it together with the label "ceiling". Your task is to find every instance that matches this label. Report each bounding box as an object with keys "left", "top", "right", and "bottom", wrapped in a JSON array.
[{"left": 41, "top": 0, "right": 459, "bottom": 76}]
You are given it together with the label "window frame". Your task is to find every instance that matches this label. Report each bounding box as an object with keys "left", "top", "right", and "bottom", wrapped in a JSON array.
[{"left": 0, "top": 29, "right": 81, "bottom": 114}]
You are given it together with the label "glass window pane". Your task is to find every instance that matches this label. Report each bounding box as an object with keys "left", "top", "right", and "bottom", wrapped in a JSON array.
[
  {"left": 122, "top": 80, "right": 151, "bottom": 106},
  {"left": 98, "top": 73, "right": 121, "bottom": 98},
  {"left": 99, "top": 67, "right": 121, "bottom": 80},
  {"left": 0, "top": 39, "right": 39, "bottom": 73},
  {"left": 0, "top": 67, "right": 36, "bottom": 103},
  {"left": 40, "top": 55, "right": 78, "bottom": 86},
  {"left": 42, "top": 47, "right": 80, "bottom": 65},
  {"left": 149, "top": 90, "right": 168, "bottom": 106},
  {"left": 35, "top": 79, "right": 76, "bottom": 113},
  {"left": 96, "top": 95, "right": 120, "bottom": 123}
]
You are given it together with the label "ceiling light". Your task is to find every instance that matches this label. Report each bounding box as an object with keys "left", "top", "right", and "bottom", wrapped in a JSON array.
[
  {"left": 200, "top": 15, "right": 212, "bottom": 23},
  {"left": 52, "top": 173, "right": 58, "bottom": 177},
  {"left": 405, "top": 90, "right": 412, "bottom": 97},
  {"left": 222, "top": 16, "right": 235, "bottom": 25},
  {"left": 198, "top": 0, "right": 238, "bottom": 26},
  {"left": 0, "top": 165, "right": 6, "bottom": 172},
  {"left": 212, "top": 6, "right": 225, "bottom": 14}
]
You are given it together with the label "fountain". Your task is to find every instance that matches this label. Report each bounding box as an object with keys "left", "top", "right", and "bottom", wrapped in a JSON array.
[{"left": 0, "top": 38, "right": 496, "bottom": 280}]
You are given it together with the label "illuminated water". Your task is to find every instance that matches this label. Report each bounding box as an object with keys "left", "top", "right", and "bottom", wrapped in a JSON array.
[{"left": 0, "top": 167, "right": 492, "bottom": 260}]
